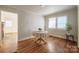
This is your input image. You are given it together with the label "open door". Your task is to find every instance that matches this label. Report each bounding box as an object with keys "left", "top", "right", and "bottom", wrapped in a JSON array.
[{"left": 0, "top": 10, "right": 18, "bottom": 52}]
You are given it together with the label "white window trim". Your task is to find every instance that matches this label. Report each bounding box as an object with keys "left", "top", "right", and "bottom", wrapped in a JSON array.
[{"left": 48, "top": 16, "right": 67, "bottom": 30}]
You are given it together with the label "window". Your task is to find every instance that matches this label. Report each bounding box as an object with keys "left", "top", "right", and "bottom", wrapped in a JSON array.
[
  {"left": 48, "top": 16, "right": 67, "bottom": 29},
  {"left": 48, "top": 17, "right": 56, "bottom": 28},
  {"left": 57, "top": 16, "right": 67, "bottom": 29},
  {"left": 5, "top": 20, "right": 12, "bottom": 27}
]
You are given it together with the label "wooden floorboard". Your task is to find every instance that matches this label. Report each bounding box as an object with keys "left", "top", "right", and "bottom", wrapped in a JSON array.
[
  {"left": 18, "top": 37, "right": 79, "bottom": 53},
  {"left": 0, "top": 33, "right": 17, "bottom": 53}
]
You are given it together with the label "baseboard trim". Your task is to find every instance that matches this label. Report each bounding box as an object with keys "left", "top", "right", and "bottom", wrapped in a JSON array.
[
  {"left": 18, "top": 36, "right": 35, "bottom": 41},
  {"left": 49, "top": 34, "right": 77, "bottom": 43},
  {"left": 49, "top": 34, "right": 65, "bottom": 40}
]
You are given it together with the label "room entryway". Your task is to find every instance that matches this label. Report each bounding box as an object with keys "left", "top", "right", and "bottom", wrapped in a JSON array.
[{"left": 0, "top": 10, "right": 18, "bottom": 52}]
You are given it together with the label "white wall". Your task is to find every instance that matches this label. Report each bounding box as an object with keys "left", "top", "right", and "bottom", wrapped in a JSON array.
[
  {"left": 18, "top": 11, "right": 44, "bottom": 40},
  {"left": 44, "top": 7, "right": 78, "bottom": 41},
  {"left": 0, "top": 6, "right": 44, "bottom": 41},
  {"left": 77, "top": 6, "right": 79, "bottom": 48}
]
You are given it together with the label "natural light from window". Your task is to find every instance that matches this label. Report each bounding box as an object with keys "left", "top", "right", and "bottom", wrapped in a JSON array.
[
  {"left": 48, "top": 17, "right": 56, "bottom": 28},
  {"left": 48, "top": 16, "right": 67, "bottom": 29},
  {"left": 57, "top": 16, "right": 67, "bottom": 29}
]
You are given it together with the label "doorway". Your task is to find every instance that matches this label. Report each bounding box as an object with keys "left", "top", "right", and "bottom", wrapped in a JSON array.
[{"left": 0, "top": 10, "right": 18, "bottom": 52}]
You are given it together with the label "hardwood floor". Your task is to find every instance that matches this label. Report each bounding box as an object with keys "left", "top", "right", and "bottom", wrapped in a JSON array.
[
  {"left": 18, "top": 37, "right": 79, "bottom": 53},
  {"left": 0, "top": 33, "right": 17, "bottom": 53}
]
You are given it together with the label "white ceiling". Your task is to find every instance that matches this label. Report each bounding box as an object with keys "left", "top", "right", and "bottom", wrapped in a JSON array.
[{"left": 6, "top": 5, "right": 76, "bottom": 16}]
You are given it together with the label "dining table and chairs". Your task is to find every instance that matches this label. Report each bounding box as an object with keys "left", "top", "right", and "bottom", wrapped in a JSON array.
[{"left": 33, "top": 30, "right": 48, "bottom": 45}]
